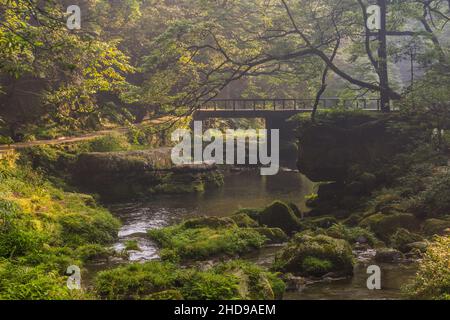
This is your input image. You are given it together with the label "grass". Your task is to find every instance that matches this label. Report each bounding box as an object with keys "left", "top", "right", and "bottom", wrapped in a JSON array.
[{"left": 0, "top": 150, "right": 120, "bottom": 299}]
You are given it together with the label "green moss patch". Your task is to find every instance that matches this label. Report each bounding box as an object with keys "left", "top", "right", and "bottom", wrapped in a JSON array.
[
  {"left": 273, "top": 234, "right": 354, "bottom": 277},
  {"left": 148, "top": 217, "right": 266, "bottom": 261},
  {"left": 94, "top": 260, "right": 285, "bottom": 300}
]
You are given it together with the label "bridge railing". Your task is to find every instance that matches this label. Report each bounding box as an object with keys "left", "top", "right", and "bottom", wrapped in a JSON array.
[{"left": 199, "top": 98, "right": 381, "bottom": 111}]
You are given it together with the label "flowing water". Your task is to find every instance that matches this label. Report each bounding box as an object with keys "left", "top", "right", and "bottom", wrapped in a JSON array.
[{"left": 106, "top": 169, "right": 418, "bottom": 300}]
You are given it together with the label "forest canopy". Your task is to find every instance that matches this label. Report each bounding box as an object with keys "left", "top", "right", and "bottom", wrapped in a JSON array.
[{"left": 1, "top": 0, "right": 449, "bottom": 139}]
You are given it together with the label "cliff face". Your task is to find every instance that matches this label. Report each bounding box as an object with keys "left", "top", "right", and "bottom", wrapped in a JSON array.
[
  {"left": 295, "top": 112, "right": 430, "bottom": 215},
  {"left": 74, "top": 148, "right": 223, "bottom": 201},
  {"left": 296, "top": 113, "right": 423, "bottom": 183}
]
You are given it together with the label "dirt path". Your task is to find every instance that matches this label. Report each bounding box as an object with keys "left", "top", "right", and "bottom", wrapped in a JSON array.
[{"left": 0, "top": 117, "right": 174, "bottom": 153}]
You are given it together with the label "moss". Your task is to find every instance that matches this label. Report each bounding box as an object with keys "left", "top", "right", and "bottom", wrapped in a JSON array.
[
  {"left": 0, "top": 153, "right": 121, "bottom": 299},
  {"left": 273, "top": 234, "right": 354, "bottom": 277},
  {"left": 359, "top": 213, "right": 419, "bottom": 242},
  {"left": 94, "top": 260, "right": 284, "bottom": 300},
  {"left": 287, "top": 202, "right": 302, "bottom": 218},
  {"left": 306, "top": 216, "right": 338, "bottom": 229},
  {"left": 181, "top": 270, "right": 240, "bottom": 300},
  {"left": 255, "top": 201, "right": 302, "bottom": 234},
  {"left": 301, "top": 257, "right": 334, "bottom": 277},
  {"left": 146, "top": 290, "right": 184, "bottom": 300},
  {"left": 423, "top": 218, "right": 450, "bottom": 236},
  {"left": 76, "top": 244, "right": 113, "bottom": 261},
  {"left": 88, "top": 133, "right": 131, "bottom": 152},
  {"left": 124, "top": 240, "right": 141, "bottom": 251},
  {"left": 375, "top": 248, "right": 404, "bottom": 263},
  {"left": 94, "top": 261, "right": 182, "bottom": 300},
  {"left": 213, "top": 260, "right": 286, "bottom": 300},
  {"left": 389, "top": 228, "right": 424, "bottom": 253},
  {"left": 148, "top": 217, "right": 266, "bottom": 261},
  {"left": 230, "top": 213, "right": 259, "bottom": 228},
  {"left": 251, "top": 227, "right": 288, "bottom": 244},
  {"left": 234, "top": 208, "right": 262, "bottom": 220},
  {"left": 325, "top": 223, "right": 378, "bottom": 247}
]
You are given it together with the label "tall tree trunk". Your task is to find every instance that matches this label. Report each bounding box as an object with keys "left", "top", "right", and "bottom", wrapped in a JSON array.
[{"left": 378, "top": 0, "right": 391, "bottom": 112}]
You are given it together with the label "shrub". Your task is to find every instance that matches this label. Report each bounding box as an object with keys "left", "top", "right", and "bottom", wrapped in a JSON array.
[
  {"left": 0, "top": 260, "right": 81, "bottom": 300},
  {"left": 59, "top": 211, "right": 120, "bottom": 246},
  {"left": 410, "top": 171, "right": 450, "bottom": 218},
  {"left": 405, "top": 236, "right": 450, "bottom": 300},
  {"left": 89, "top": 133, "right": 131, "bottom": 152},
  {"left": 0, "top": 228, "right": 45, "bottom": 258}
]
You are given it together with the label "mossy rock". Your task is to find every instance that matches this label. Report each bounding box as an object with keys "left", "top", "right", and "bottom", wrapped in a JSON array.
[
  {"left": 287, "top": 202, "right": 302, "bottom": 218},
  {"left": 230, "top": 214, "right": 259, "bottom": 228},
  {"left": 233, "top": 208, "right": 262, "bottom": 220},
  {"left": 95, "top": 260, "right": 284, "bottom": 300},
  {"left": 251, "top": 228, "right": 288, "bottom": 244},
  {"left": 343, "top": 213, "right": 363, "bottom": 227},
  {"left": 148, "top": 217, "right": 266, "bottom": 261},
  {"left": 375, "top": 248, "right": 404, "bottom": 263},
  {"left": 325, "top": 224, "right": 378, "bottom": 247},
  {"left": 306, "top": 216, "right": 338, "bottom": 229},
  {"left": 389, "top": 228, "right": 424, "bottom": 253},
  {"left": 422, "top": 218, "right": 450, "bottom": 236},
  {"left": 256, "top": 201, "right": 302, "bottom": 235},
  {"left": 273, "top": 234, "right": 354, "bottom": 277},
  {"left": 183, "top": 217, "right": 236, "bottom": 229},
  {"left": 359, "top": 213, "right": 419, "bottom": 241}
]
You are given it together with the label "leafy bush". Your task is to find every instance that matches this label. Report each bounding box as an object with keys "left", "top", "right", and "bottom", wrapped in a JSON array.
[
  {"left": 405, "top": 236, "right": 450, "bottom": 300},
  {"left": 0, "top": 260, "right": 82, "bottom": 300},
  {"left": 59, "top": 211, "right": 120, "bottom": 246},
  {"left": 88, "top": 133, "right": 131, "bottom": 152}
]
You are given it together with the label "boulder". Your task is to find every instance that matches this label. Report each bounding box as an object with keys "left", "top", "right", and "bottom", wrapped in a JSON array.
[
  {"left": 255, "top": 201, "right": 303, "bottom": 235},
  {"left": 273, "top": 234, "right": 354, "bottom": 277},
  {"left": 422, "top": 218, "right": 450, "bottom": 236},
  {"left": 389, "top": 228, "right": 424, "bottom": 253},
  {"left": 375, "top": 248, "right": 404, "bottom": 263},
  {"left": 251, "top": 228, "right": 288, "bottom": 244},
  {"left": 230, "top": 213, "right": 259, "bottom": 228},
  {"left": 359, "top": 213, "right": 419, "bottom": 241}
]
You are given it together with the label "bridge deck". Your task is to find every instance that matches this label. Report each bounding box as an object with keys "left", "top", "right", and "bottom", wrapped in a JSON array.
[{"left": 195, "top": 98, "right": 381, "bottom": 119}]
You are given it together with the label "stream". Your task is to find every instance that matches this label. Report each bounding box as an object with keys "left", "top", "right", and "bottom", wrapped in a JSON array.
[{"left": 106, "top": 169, "right": 418, "bottom": 300}]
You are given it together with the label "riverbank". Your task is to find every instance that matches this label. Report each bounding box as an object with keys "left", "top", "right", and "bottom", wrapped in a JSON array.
[{"left": 1, "top": 111, "right": 449, "bottom": 300}]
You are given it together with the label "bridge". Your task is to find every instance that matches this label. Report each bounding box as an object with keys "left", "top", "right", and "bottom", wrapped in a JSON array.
[{"left": 193, "top": 98, "right": 381, "bottom": 120}]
